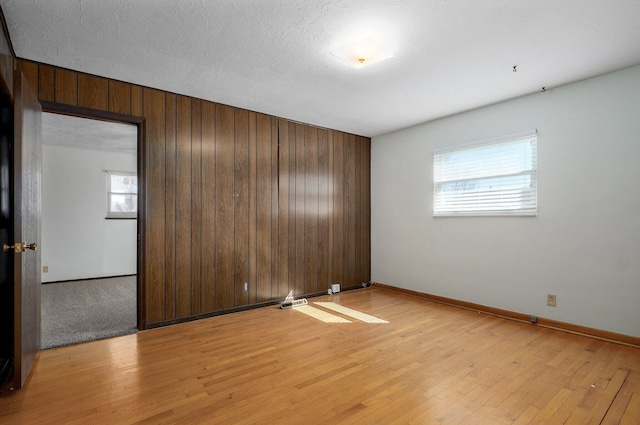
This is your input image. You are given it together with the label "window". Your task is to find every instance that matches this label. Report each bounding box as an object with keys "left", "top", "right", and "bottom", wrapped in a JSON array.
[
  {"left": 433, "top": 130, "right": 537, "bottom": 216},
  {"left": 106, "top": 171, "right": 138, "bottom": 219}
]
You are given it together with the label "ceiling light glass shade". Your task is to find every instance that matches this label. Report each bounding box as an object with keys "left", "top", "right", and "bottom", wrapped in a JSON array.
[{"left": 330, "top": 37, "right": 394, "bottom": 68}]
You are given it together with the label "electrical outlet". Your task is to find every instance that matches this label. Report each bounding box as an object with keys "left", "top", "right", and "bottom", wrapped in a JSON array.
[
  {"left": 547, "top": 294, "right": 557, "bottom": 307},
  {"left": 43, "top": 265, "right": 49, "bottom": 273},
  {"left": 243, "top": 282, "right": 248, "bottom": 292}
]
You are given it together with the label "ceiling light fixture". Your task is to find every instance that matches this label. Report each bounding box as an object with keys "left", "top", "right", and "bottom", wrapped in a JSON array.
[{"left": 331, "top": 37, "right": 393, "bottom": 68}]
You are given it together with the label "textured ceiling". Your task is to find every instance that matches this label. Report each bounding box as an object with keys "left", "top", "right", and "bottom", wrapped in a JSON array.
[
  {"left": 43, "top": 113, "right": 137, "bottom": 155},
  {"left": 3, "top": 0, "right": 640, "bottom": 137}
]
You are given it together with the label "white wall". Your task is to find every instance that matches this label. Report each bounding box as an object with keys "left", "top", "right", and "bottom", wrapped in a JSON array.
[
  {"left": 42, "top": 145, "right": 137, "bottom": 282},
  {"left": 371, "top": 65, "right": 640, "bottom": 337}
]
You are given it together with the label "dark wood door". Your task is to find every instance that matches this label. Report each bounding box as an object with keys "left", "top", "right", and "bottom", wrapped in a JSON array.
[
  {"left": 0, "top": 82, "right": 13, "bottom": 388},
  {"left": 10, "top": 71, "right": 41, "bottom": 389}
]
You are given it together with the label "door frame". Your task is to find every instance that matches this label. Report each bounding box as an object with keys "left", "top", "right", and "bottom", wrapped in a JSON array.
[{"left": 40, "top": 101, "right": 147, "bottom": 330}]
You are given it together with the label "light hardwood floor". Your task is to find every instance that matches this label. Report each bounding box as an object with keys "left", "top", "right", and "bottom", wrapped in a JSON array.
[{"left": 1, "top": 287, "right": 639, "bottom": 424}]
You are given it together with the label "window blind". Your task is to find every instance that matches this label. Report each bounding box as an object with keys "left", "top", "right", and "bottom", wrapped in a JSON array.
[{"left": 433, "top": 130, "right": 537, "bottom": 216}]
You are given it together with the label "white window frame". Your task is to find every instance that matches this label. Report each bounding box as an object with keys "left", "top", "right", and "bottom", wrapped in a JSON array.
[
  {"left": 433, "top": 130, "right": 537, "bottom": 217},
  {"left": 106, "top": 170, "right": 138, "bottom": 219}
]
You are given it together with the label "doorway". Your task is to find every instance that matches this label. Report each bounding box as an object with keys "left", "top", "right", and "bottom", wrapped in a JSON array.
[{"left": 40, "top": 112, "right": 140, "bottom": 348}]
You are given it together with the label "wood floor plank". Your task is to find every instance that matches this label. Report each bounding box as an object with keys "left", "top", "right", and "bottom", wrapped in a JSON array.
[
  {"left": 1, "top": 288, "right": 639, "bottom": 424},
  {"left": 601, "top": 369, "right": 640, "bottom": 425},
  {"left": 621, "top": 392, "right": 640, "bottom": 424}
]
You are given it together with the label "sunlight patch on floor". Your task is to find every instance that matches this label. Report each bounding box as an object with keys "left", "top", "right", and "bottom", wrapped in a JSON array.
[
  {"left": 314, "top": 302, "right": 388, "bottom": 323},
  {"left": 294, "top": 305, "right": 352, "bottom": 323}
]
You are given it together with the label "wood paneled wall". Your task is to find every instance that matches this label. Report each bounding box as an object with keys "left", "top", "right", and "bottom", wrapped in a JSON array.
[{"left": 16, "top": 59, "right": 371, "bottom": 328}]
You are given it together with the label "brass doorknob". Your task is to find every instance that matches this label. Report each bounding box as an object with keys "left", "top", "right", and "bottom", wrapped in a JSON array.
[
  {"left": 3, "top": 242, "right": 37, "bottom": 253},
  {"left": 3, "top": 243, "right": 22, "bottom": 253}
]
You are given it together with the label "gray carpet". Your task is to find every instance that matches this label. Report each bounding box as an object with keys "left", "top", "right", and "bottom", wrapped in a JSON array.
[{"left": 41, "top": 276, "right": 138, "bottom": 350}]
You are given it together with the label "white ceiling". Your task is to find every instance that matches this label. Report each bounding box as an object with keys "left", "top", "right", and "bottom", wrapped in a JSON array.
[
  {"left": 43, "top": 113, "right": 137, "bottom": 154},
  {"left": 3, "top": 0, "right": 640, "bottom": 137}
]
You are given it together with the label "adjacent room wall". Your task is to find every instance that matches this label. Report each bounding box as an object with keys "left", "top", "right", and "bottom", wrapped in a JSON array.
[
  {"left": 371, "top": 65, "right": 640, "bottom": 338},
  {"left": 42, "top": 144, "right": 137, "bottom": 282}
]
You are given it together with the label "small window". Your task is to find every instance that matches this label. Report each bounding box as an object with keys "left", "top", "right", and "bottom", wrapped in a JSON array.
[
  {"left": 106, "top": 171, "right": 137, "bottom": 219},
  {"left": 433, "top": 130, "right": 537, "bottom": 217}
]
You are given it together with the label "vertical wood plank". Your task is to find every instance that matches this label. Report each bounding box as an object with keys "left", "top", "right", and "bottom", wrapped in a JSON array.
[
  {"left": 304, "top": 126, "right": 319, "bottom": 294},
  {"left": 256, "top": 113, "right": 272, "bottom": 302},
  {"left": 191, "top": 99, "right": 203, "bottom": 314},
  {"left": 287, "top": 122, "right": 297, "bottom": 296},
  {"left": 108, "top": 80, "right": 132, "bottom": 115},
  {"left": 164, "top": 93, "right": 177, "bottom": 320},
  {"left": 142, "top": 88, "right": 166, "bottom": 323},
  {"left": 277, "top": 120, "right": 290, "bottom": 299},
  {"left": 16, "top": 60, "right": 38, "bottom": 97},
  {"left": 175, "top": 95, "right": 192, "bottom": 318},
  {"left": 269, "top": 116, "right": 286, "bottom": 299},
  {"left": 234, "top": 109, "right": 249, "bottom": 307},
  {"left": 131, "top": 85, "right": 143, "bottom": 117},
  {"left": 327, "top": 130, "right": 335, "bottom": 291},
  {"left": 54, "top": 68, "right": 77, "bottom": 105},
  {"left": 331, "top": 131, "right": 345, "bottom": 286},
  {"left": 214, "top": 104, "right": 235, "bottom": 310},
  {"left": 294, "top": 123, "right": 306, "bottom": 296},
  {"left": 77, "top": 74, "right": 108, "bottom": 111},
  {"left": 38, "top": 64, "right": 54, "bottom": 102},
  {"left": 248, "top": 112, "right": 258, "bottom": 305},
  {"left": 270, "top": 117, "right": 279, "bottom": 299},
  {"left": 347, "top": 134, "right": 357, "bottom": 288},
  {"left": 201, "top": 101, "right": 216, "bottom": 312},
  {"left": 354, "top": 135, "right": 363, "bottom": 286},
  {"left": 317, "top": 129, "right": 330, "bottom": 292}
]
